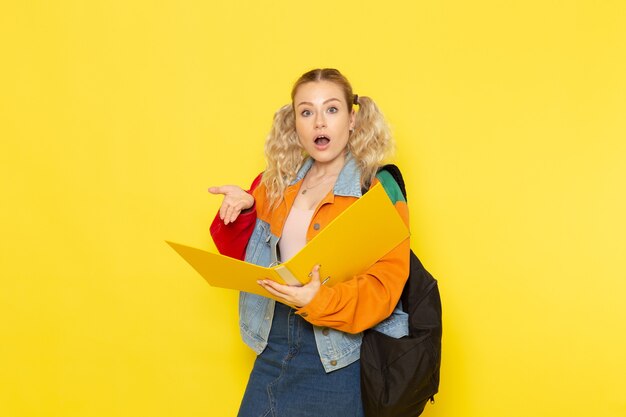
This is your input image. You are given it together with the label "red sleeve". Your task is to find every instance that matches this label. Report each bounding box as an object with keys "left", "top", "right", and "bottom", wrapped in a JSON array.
[{"left": 209, "top": 173, "right": 262, "bottom": 260}]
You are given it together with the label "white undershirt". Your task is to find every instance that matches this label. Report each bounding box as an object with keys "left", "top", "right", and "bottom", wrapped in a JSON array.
[{"left": 279, "top": 206, "right": 315, "bottom": 262}]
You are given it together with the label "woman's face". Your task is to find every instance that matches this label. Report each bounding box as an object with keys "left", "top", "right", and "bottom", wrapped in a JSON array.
[{"left": 293, "top": 81, "right": 355, "bottom": 167}]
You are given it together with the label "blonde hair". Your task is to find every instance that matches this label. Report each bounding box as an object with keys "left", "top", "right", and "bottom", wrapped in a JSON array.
[{"left": 262, "top": 68, "right": 394, "bottom": 206}]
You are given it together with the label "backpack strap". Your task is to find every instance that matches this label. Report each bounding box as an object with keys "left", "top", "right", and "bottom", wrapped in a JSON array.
[
  {"left": 361, "top": 164, "right": 407, "bottom": 200},
  {"left": 378, "top": 164, "right": 407, "bottom": 201},
  {"left": 361, "top": 164, "right": 414, "bottom": 316}
]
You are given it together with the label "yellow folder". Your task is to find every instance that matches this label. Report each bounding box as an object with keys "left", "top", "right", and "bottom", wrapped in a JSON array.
[{"left": 166, "top": 183, "right": 409, "bottom": 300}]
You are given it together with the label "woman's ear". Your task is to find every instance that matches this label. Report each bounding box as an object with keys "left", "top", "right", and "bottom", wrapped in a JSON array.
[{"left": 349, "top": 108, "right": 356, "bottom": 130}]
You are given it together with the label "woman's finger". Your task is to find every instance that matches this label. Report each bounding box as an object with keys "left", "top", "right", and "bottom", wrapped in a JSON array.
[
  {"left": 228, "top": 209, "right": 241, "bottom": 225},
  {"left": 308, "top": 264, "right": 321, "bottom": 284},
  {"left": 258, "top": 280, "right": 288, "bottom": 301},
  {"left": 224, "top": 205, "right": 236, "bottom": 225},
  {"left": 262, "top": 280, "right": 293, "bottom": 297},
  {"left": 219, "top": 203, "right": 229, "bottom": 221},
  {"left": 208, "top": 186, "right": 226, "bottom": 195}
]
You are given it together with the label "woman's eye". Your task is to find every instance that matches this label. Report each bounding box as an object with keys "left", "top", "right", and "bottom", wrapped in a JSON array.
[
  {"left": 327, "top": 106, "right": 338, "bottom": 114},
  {"left": 301, "top": 109, "right": 312, "bottom": 117}
]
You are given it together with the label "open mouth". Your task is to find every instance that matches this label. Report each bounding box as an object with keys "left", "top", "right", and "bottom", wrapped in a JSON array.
[{"left": 314, "top": 135, "right": 330, "bottom": 146}]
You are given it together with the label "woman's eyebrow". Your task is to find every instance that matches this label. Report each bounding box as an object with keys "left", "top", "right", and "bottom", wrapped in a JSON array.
[{"left": 296, "top": 98, "right": 341, "bottom": 107}]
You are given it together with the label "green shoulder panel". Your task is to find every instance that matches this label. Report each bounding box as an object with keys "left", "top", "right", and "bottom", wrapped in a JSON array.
[{"left": 376, "top": 170, "right": 406, "bottom": 204}]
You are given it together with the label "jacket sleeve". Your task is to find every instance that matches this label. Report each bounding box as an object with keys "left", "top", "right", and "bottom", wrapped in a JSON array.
[
  {"left": 295, "top": 172, "right": 411, "bottom": 333},
  {"left": 209, "top": 173, "right": 262, "bottom": 261}
]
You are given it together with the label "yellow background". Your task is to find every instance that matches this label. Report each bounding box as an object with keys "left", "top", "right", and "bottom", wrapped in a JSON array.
[{"left": 1, "top": 1, "right": 625, "bottom": 416}]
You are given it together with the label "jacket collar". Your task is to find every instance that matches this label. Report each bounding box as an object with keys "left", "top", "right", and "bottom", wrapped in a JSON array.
[{"left": 291, "top": 154, "right": 363, "bottom": 198}]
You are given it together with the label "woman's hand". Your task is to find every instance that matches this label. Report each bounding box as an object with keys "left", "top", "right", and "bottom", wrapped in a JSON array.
[
  {"left": 208, "top": 185, "right": 255, "bottom": 225},
  {"left": 258, "top": 265, "right": 322, "bottom": 308}
]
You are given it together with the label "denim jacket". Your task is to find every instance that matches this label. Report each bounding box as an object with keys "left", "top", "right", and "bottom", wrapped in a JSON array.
[{"left": 239, "top": 156, "right": 409, "bottom": 373}]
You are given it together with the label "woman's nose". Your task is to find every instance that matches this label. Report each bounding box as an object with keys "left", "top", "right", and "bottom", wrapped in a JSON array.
[{"left": 314, "top": 112, "right": 326, "bottom": 128}]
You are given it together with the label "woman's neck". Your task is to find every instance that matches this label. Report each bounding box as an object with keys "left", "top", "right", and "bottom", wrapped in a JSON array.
[{"left": 308, "top": 154, "right": 346, "bottom": 180}]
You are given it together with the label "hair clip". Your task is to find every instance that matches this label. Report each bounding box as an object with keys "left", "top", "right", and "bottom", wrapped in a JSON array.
[{"left": 353, "top": 94, "right": 359, "bottom": 105}]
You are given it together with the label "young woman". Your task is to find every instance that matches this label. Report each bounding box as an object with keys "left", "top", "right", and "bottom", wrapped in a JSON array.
[{"left": 209, "top": 68, "right": 411, "bottom": 417}]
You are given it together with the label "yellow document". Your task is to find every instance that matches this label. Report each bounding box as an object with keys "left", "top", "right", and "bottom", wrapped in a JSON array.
[{"left": 166, "top": 183, "right": 409, "bottom": 300}]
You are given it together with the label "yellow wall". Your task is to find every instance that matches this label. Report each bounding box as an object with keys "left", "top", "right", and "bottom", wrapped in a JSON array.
[{"left": 1, "top": 1, "right": 625, "bottom": 416}]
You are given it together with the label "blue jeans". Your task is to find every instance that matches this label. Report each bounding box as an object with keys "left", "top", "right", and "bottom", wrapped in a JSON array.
[{"left": 238, "top": 302, "right": 364, "bottom": 417}]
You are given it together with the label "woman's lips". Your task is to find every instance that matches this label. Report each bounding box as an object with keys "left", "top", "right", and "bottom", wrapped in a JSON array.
[{"left": 314, "top": 135, "right": 330, "bottom": 150}]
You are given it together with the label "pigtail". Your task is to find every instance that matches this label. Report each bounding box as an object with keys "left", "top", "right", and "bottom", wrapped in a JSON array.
[
  {"left": 262, "top": 104, "right": 306, "bottom": 207},
  {"left": 349, "top": 96, "right": 394, "bottom": 188}
]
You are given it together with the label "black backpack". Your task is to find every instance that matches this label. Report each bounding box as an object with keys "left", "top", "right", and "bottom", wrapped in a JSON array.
[{"left": 360, "top": 165, "right": 442, "bottom": 417}]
